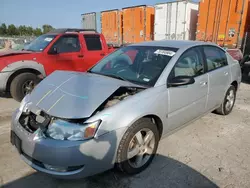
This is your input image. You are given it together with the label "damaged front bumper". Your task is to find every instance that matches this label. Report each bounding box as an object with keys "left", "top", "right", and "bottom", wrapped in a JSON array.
[{"left": 10, "top": 109, "right": 125, "bottom": 179}]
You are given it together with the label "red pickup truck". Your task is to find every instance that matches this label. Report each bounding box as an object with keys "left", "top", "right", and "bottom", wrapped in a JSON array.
[{"left": 0, "top": 28, "right": 115, "bottom": 101}]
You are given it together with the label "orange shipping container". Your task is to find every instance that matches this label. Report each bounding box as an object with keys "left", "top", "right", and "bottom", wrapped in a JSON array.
[
  {"left": 122, "top": 5, "right": 155, "bottom": 44},
  {"left": 196, "top": 0, "right": 250, "bottom": 49},
  {"left": 101, "top": 9, "right": 123, "bottom": 46}
]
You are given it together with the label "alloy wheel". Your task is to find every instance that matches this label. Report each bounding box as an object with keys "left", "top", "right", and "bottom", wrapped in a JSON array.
[
  {"left": 22, "top": 80, "right": 35, "bottom": 95},
  {"left": 127, "top": 128, "right": 155, "bottom": 168},
  {"left": 225, "top": 90, "right": 235, "bottom": 111}
]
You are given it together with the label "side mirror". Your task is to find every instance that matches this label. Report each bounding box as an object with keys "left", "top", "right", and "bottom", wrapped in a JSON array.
[
  {"left": 168, "top": 76, "right": 195, "bottom": 87},
  {"left": 49, "top": 47, "right": 58, "bottom": 55}
]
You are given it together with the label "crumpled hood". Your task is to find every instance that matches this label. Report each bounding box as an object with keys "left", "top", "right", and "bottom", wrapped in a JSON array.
[
  {"left": 29, "top": 71, "right": 139, "bottom": 119},
  {"left": 0, "top": 50, "right": 32, "bottom": 57}
]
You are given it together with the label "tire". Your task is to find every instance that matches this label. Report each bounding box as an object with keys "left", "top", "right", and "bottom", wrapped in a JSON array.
[
  {"left": 10, "top": 73, "right": 38, "bottom": 102},
  {"left": 116, "top": 118, "right": 159, "bottom": 175},
  {"left": 215, "top": 85, "right": 236, "bottom": 115}
]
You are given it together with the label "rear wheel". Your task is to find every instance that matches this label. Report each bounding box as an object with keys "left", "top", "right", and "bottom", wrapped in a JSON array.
[
  {"left": 10, "top": 73, "right": 39, "bottom": 102},
  {"left": 116, "top": 118, "right": 159, "bottom": 175},
  {"left": 215, "top": 85, "right": 236, "bottom": 115}
]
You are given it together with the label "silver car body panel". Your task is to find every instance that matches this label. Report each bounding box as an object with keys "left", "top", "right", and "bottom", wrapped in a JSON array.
[
  {"left": 11, "top": 40, "right": 242, "bottom": 179},
  {"left": 30, "top": 71, "right": 142, "bottom": 119}
]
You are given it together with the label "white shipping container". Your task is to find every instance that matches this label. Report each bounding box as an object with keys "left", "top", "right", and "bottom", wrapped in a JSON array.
[
  {"left": 81, "top": 12, "right": 101, "bottom": 32},
  {"left": 154, "top": 1, "right": 199, "bottom": 41}
]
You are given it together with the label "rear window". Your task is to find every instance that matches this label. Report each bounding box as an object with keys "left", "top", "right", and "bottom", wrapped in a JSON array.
[
  {"left": 203, "top": 46, "right": 228, "bottom": 71},
  {"left": 84, "top": 35, "right": 102, "bottom": 51}
]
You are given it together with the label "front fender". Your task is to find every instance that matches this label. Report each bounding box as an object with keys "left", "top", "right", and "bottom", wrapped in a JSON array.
[
  {"left": 2, "top": 60, "right": 46, "bottom": 77},
  {"left": 0, "top": 60, "right": 46, "bottom": 91},
  {"left": 87, "top": 86, "right": 168, "bottom": 138}
]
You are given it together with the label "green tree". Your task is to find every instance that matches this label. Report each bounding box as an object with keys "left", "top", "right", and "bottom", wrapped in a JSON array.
[
  {"left": 42, "top": 24, "right": 54, "bottom": 34},
  {"left": 33, "top": 28, "right": 42, "bottom": 36},
  {"left": 0, "top": 23, "right": 7, "bottom": 35},
  {"left": 18, "top": 25, "right": 27, "bottom": 36},
  {"left": 26, "top": 26, "right": 33, "bottom": 36},
  {"left": 7, "top": 24, "right": 18, "bottom": 36}
]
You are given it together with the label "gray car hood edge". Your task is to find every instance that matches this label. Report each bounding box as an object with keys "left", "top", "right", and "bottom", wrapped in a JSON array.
[{"left": 29, "top": 71, "right": 140, "bottom": 119}]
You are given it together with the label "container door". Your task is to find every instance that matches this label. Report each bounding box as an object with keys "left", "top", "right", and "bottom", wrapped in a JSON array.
[
  {"left": 123, "top": 8, "right": 133, "bottom": 44},
  {"left": 196, "top": 0, "right": 249, "bottom": 48},
  {"left": 101, "top": 10, "right": 119, "bottom": 46},
  {"left": 169, "top": 2, "right": 178, "bottom": 40},
  {"left": 154, "top": 4, "right": 167, "bottom": 40},
  {"left": 185, "top": 3, "right": 198, "bottom": 40},
  {"left": 134, "top": 7, "right": 146, "bottom": 43},
  {"left": 176, "top": 1, "right": 187, "bottom": 40},
  {"left": 145, "top": 7, "right": 155, "bottom": 41},
  {"left": 82, "top": 13, "right": 97, "bottom": 30},
  {"left": 112, "top": 11, "right": 119, "bottom": 45}
]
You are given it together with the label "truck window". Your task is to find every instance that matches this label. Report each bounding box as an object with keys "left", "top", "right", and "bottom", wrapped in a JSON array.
[
  {"left": 84, "top": 35, "right": 102, "bottom": 51},
  {"left": 51, "top": 35, "right": 80, "bottom": 53}
]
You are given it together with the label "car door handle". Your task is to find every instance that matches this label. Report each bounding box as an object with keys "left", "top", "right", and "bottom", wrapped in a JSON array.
[
  {"left": 200, "top": 81, "right": 208, "bottom": 86},
  {"left": 100, "top": 53, "right": 105, "bottom": 56},
  {"left": 78, "top": 54, "right": 84, "bottom": 58},
  {"left": 224, "top": 72, "right": 229, "bottom": 76}
]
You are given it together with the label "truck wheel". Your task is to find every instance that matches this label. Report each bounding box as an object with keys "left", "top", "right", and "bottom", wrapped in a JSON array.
[
  {"left": 10, "top": 73, "right": 38, "bottom": 102},
  {"left": 116, "top": 118, "right": 159, "bottom": 175}
]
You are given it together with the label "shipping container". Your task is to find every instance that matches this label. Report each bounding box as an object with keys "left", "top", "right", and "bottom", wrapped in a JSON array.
[
  {"left": 196, "top": 0, "right": 250, "bottom": 50},
  {"left": 101, "top": 9, "right": 123, "bottom": 46},
  {"left": 81, "top": 12, "right": 101, "bottom": 32},
  {"left": 154, "top": 1, "right": 198, "bottom": 41},
  {"left": 122, "top": 5, "right": 155, "bottom": 44}
]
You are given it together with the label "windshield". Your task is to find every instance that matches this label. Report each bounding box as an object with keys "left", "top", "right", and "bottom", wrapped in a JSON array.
[
  {"left": 89, "top": 46, "right": 178, "bottom": 87},
  {"left": 24, "top": 34, "right": 56, "bottom": 52}
]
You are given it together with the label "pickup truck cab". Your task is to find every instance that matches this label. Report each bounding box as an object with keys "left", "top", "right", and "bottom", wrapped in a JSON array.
[{"left": 0, "top": 28, "right": 115, "bottom": 101}]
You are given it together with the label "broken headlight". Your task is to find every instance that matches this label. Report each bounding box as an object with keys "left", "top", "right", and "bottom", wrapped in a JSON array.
[{"left": 46, "top": 119, "right": 101, "bottom": 141}]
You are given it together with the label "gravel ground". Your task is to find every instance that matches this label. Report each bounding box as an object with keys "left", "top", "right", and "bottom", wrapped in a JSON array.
[{"left": 0, "top": 77, "right": 250, "bottom": 188}]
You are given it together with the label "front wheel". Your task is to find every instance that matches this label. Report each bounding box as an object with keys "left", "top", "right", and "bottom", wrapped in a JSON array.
[
  {"left": 116, "top": 118, "right": 159, "bottom": 175},
  {"left": 10, "top": 73, "right": 39, "bottom": 102},
  {"left": 215, "top": 85, "right": 236, "bottom": 115}
]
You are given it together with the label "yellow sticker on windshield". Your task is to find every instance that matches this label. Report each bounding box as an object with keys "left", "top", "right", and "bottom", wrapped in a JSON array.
[{"left": 154, "top": 50, "right": 175, "bottom": 56}]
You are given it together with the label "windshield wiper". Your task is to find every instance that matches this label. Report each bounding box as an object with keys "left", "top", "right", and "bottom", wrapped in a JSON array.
[
  {"left": 102, "top": 74, "right": 128, "bottom": 82},
  {"left": 87, "top": 71, "right": 138, "bottom": 84}
]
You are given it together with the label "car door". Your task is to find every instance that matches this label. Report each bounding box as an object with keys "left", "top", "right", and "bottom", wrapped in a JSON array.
[
  {"left": 203, "top": 46, "right": 231, "bottom": 111},
  {"left": 167, "top": 47, "right": 208, "bottom": 131},
  {"left": 81, "top": 34, "right": 107, "bottom": 70},
  {"left": 46, "top": 34, "right": 84, "bottom": 74}
]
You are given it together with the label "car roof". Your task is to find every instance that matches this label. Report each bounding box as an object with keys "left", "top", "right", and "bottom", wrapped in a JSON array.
[{"left": 131, "top": 40, "right": 210, "bottom": 49}]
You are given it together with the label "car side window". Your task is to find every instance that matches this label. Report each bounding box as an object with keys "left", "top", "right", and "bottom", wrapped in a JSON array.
[
  {"left": 203, "top": 46, "right": 228, "bottom": 71},
  {"left": 84, "top": 35, "right": 102, "bottom": 51},
  {"left": 51, "top": 35, "right": 80, "bottom": 53},
  {"left": 170, "top": 48, "right": 204, "bottom": 78}
]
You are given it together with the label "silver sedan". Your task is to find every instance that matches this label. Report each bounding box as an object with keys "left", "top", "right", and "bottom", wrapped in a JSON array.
[{"left": 10, "top": 40, "right": 241, "bottom": 179}]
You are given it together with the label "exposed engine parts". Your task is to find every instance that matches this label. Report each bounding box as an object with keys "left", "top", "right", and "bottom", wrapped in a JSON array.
[{"left": 104, "top": 87, "right": 142, "bottom": 109}]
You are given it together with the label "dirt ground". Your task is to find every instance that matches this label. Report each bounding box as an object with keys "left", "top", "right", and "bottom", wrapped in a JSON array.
[{"left": 1, "top": 74, "right": 250, "bottom": 188}]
